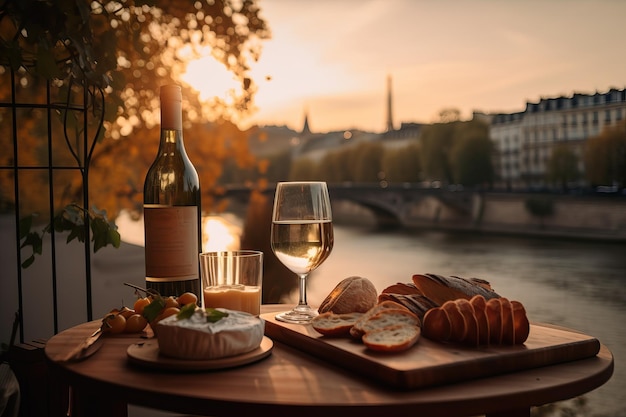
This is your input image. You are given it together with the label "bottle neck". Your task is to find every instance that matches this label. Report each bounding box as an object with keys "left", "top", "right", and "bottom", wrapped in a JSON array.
[
  {"left": 159, "top": 87, "right": 184, "bottom": 151},
  {"left": 158, "top": 129, "right": 186, "bottom": 154}
]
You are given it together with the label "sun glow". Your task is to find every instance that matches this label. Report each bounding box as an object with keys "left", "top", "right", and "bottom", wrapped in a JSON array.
[
  {"left": 202, "top": 216, "right": 241, "bottom": 252},
  {"left": 116, "top": 211, "right": 241, "bottom": 253},
  {"left": 181, "top": 56, "right": 240, "bottom": 103}
]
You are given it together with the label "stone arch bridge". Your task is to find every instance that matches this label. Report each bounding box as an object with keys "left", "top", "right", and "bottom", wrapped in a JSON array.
[{"left": 222, "top": 183, "right": 475, "bottom": 228}]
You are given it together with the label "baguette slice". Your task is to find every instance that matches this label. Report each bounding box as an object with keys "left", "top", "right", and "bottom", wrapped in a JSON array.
[
  {"left": 357, "top": 309, "right": 421, "bottom": 336},
  {"left": 456, "top": 298, "right": 479, "bottom": 346},
  {"left": 500, "top": 298, "right": 515, "bottom": 345},
  {"left": 362, "top": 324, "right": 421, "bottom": 352},
  {"left": 511, "top": 300, "right": 530, "bottom": 344},
  {"left": 349, "top": 301, "right": 411, "bottom": 339},
  {"left": 470, "top": 295, "right": 490, "bottom": 345},
  {"left": 422, "top": 307, "right": 451, "bottom": 341},
  {"left": 441, "top": 300, "right": 467, "bottom": 342},
  {"left": 423, "top": 295, "right": 529, "bottom": 346},
  {"left": 486, "top": 298, "right": 503, "bottom": 344},
  {"left": 311, "top": 312, "right": 363, "bottom": 337}
]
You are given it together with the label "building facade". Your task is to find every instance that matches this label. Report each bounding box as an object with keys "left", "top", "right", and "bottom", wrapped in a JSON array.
[{"left": 488, "top": 88, "right": 626, "bottom": 189}]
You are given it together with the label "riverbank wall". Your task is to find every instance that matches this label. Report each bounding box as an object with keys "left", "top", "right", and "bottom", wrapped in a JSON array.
[{"left": 332, "top": 193, "right": 626, "bottom": 242}]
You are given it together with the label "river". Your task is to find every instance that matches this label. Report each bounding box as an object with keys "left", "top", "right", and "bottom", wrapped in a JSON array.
[{"left": 295, "top": 225, "right": 625, "bottom": 416}]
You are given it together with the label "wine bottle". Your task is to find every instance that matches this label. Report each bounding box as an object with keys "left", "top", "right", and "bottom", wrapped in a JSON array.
[{"left": 143, "top": 84, "right": 202, "bottom": 298}]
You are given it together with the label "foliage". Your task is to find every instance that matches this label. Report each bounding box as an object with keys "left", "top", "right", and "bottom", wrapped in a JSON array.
[
  {"left": 438, "top": 108, "right": 461, "bottom": 123},
  {"left": 420, "top": 122, "right": 457, "bottom": 183},
  {"left": 420, "top": 119, "right": 493, "bottom": 186},
  {"left": 0, "top": 0, "right": 270, "bottom": 125},
  {"left": 316, "top": 147, "right": 357, "bottom": 183},
  {"left": 525, "top": 197, "right": 554, "bottom": 228},
  {"left": 0, "top": 0, "right": 270, "bottom": 265},
  {"left": 19, "top": 204, "right": 120, "bottom": 268},
  {"left": 282, "top": 119, "right": 495, "bottom": 187},
  {"left": 352, "top": 142, "right": 384, "bottom": 182},
  {"left": 1, "top": 0, "right": 270, "bottom": 211},
  {"left": 289, "top": 157, "right": 317, "bottom": 181},
  {"left": 450, "top": 122, "right": 493, "bottom": 187},
  {"left": 382, "top": 143, "right": 421, "bottom": 183},
  {"left": 547, "top": 144, "right": 579, "bottom": 190},
  {"left": 263, "top": 149, "right": 292, "bottom": 183},
  {"left": 584, "top": 120, "right": 626, "bottom": 188}
]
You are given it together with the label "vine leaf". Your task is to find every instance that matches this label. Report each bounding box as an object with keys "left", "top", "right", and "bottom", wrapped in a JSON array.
[{"left": 19, "top": 204, "right": 121, "bottom": 269}]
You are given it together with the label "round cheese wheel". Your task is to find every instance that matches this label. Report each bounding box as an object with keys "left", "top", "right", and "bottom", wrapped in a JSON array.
[{"left": 156, "top": 308, "right": 264, "bottom": 360}]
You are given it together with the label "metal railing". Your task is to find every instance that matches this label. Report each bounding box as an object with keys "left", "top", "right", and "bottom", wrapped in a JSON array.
[{"left": 1, "top": 68, "right": 98, "bottom": 343}]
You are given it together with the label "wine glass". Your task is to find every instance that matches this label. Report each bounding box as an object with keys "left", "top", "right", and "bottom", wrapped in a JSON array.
[{"left": 271, "top": 181, "right": 334, "bottom": 324}]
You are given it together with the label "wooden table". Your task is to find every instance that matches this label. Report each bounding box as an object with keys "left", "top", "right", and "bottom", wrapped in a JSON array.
[{"left": 44, "top": 305, "right": 614, "bottom": 417}]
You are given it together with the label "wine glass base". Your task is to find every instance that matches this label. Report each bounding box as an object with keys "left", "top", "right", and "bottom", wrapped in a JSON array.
[{"left": 275, "top": 308, "right": 318, "bottom": 324}]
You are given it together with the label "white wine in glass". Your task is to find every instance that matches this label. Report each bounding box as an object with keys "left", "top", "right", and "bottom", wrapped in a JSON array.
[{"left": 271, "top": 182, "right": 334, "bottom": 324}]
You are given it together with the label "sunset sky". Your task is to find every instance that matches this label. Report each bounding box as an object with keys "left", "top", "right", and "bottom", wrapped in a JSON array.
[{"left": 212, "top": 0, "right": 626, "bottom": 133}]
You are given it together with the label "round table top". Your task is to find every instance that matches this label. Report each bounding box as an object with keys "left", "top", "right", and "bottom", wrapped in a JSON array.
[{"left": 45, "top": 305, "right": 614, "bottom": 417}]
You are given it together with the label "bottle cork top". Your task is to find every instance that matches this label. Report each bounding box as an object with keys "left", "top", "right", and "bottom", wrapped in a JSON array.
[
  {"left": 160, "top": 85, "right": 182, "bottom": 130},
  {"left": 160, "top": 84, "right": 182, "bottom": 103}
]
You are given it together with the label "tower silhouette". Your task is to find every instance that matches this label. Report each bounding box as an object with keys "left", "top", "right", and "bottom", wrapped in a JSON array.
[
  {"left": 301, "top": 108, "right": 311, "bottom": 135},
  {"left": 386, "top": 74, "right": 394, "bottom": 132}
]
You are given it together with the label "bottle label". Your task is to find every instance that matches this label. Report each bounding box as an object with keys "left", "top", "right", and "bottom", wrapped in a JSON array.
[{"left": 144, "top": 205, "right": 199, "bottom": 282}]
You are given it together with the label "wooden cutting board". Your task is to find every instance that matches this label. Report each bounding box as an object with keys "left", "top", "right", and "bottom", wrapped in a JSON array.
[{"left": 262, "top": 313, "right": 600, "bottom": 390}]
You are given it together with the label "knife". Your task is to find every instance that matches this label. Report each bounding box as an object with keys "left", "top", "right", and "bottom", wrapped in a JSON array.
[{"left": 61, "top": 325, "right": 104, "bottom": 362}]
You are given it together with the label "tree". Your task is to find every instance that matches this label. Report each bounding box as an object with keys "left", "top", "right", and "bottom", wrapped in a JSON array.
[
  {"left": 1, "top": 0, "right": 270, "bottom": 217},
  {"left": 420, "top": 119, "right": 492, "bottom": 186},
  {"left": 352, "top": 142, "right": 384, "bottom": 182},
  {"left": 547, "top": 144, "right": 579, "bottom": 191},
  {"left": 419, "top": 122, "right": 457, "bottom": 183},
  {"left": 450, "top": 121, "right": 493, "bottom": 187},
  {"left": 289, "top": 158, "right": 317, "bottom": 181},
  {"left": 438, "top": 108, "right": 461, "bottom": 123},
  {"left": 264, "top": 150, "right": 292, "bottom": 183},
  {"left": 1, "top": 0, "right": 269, "bottom": 128},
  {"left": 382, "top": 143, "right": 421, "bottom": 183},
  {"left": 584, "top": 120, "right": 626, "bottom": 188},
  {"left": 525, "top": 197, "right": 554, "bottom": 229},
  {"left": 1, "top": 0, "right": 271, "bottom": 270}
]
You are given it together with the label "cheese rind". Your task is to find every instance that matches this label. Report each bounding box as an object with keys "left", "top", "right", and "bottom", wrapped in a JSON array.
[{"left": 156, "top": 308, "right": 264, "bottom": 360}]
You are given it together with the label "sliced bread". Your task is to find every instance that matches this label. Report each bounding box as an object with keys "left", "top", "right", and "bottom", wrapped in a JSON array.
[
  {"left": 362, "top": 324, "right": 421, "bottom": 352},
  {"left": 357, "top": 309, "right": 421, "bottom": 336},
  {"left": 349, "top": 300, "right": 410, "bottom": 338},
  {"left": 311, "top": 312, "right": 363, "bottom": 337}
]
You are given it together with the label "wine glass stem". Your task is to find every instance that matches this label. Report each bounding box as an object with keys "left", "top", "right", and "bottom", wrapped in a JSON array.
[{"left": 297, "top": 273, "right": 309, "bottom": 307}]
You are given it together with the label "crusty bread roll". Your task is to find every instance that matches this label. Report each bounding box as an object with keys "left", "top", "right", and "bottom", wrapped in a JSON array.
[
  {"left": 311, "top": 312, "right": 363, "bottom": 337},
  {"left": 318, "top": 276, "right": 378, "bottom": 314}
]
